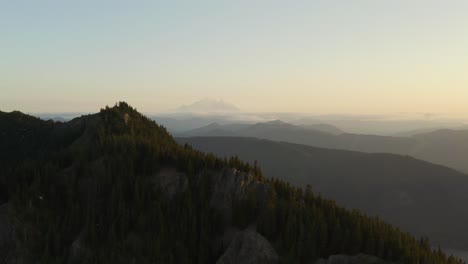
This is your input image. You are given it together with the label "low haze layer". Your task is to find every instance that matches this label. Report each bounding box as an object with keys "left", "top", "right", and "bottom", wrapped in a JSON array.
[{"left": 2, "top": 1, "right": 468, "bottom": 116}]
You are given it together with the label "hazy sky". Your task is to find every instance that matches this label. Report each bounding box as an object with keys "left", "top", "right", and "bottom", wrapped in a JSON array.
[{"left": 1, "top": 1, "right": 468, "bottom": 115}]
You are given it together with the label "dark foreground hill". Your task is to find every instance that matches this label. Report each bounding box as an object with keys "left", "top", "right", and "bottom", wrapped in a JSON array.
[
  {"left": 0, "top": 103, "right": 463, "bottom": 264},
  {"left": 181, "top": 121, "right": 468, "bottom": 173},
  {"left": 178, "top": 136, "right": 468, "bottom": 252}
]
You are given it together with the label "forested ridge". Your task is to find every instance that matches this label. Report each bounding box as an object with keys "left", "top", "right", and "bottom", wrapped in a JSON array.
[
  {"left": 0, "top": 102, "right": 464, "bottom": 263},
  {"left": 178, "top": 136, "right": 468, "bottom": 251}
]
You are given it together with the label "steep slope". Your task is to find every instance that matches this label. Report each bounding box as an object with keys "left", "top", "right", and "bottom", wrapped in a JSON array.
[
  {"left": 0, "top": 103, "right": 463, "bottom": 264},
  {"left": 178, "top": 136, "right": 468, "bottom": 251},
  {"left": 0, "top": 103, "right": 255, "bottom": 263},
  {"left": 180, "top": 121, "right": 468, "bottom": 173}
]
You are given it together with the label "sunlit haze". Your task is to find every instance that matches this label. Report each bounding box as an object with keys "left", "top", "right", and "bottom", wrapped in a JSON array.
[{"left": 1, "top": 1, "right": 468, "bottom": 116}]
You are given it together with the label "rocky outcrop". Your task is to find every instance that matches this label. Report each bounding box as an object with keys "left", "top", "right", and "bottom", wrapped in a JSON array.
[
  {"left": 315, "top": 254, "right": 394, "bottom": 264},
  {"left": 210, "top": 168, "right": 247, "bottom": 215},
  {"left": 210, "top": 168, "right": 272, "bottom": 221},
  {"left": 154, "top": 168, "right": 188, "bottom": 198},
  {"left": 216, "top": 228, "right": 278, "bottom": 264}
]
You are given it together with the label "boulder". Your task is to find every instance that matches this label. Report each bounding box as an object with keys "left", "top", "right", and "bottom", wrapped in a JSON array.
[{"left": 216, "top": 228, "right": 278, "bottom": 264}]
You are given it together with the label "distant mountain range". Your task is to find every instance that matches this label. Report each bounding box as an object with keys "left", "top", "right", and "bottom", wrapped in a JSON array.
[
  {"left": 2, "top": 104, "right": 461, "bottom": 263},
  {"left": 180, "top": 120, "right": 468, "bottom": 173},
  {"left": 294, "top": 117, "right": 466, "bottom": 136},
  {"left": 179, "top": 120, "right": 344, "bottom": 137},
  {"left": 178, "top": 136, "right": 468, "bottom": 251}
]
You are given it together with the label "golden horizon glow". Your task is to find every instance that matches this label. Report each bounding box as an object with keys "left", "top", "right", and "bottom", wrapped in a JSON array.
[{"left": 1, "top": 1, "right": 468, "bottom": 117}]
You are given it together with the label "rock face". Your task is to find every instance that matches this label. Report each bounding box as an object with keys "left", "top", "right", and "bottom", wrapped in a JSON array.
[
  {"left": 210, "top": 168, "right": 248, "bottom": 216},
  {"left": 315, "top": 254, "right": 393, "bottom": 264},
  {"left": 210, "top": 168, "right": 271, "bottom": 221},
  {"left": 154, "top": 168, "right": 188, "bottom": 198},
  {"left": 216, "top": 229, "right": 278, "bottom": 264}
]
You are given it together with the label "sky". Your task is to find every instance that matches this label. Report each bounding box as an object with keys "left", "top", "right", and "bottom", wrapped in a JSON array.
[{"left": 1, "top": 0, "right": 468, "bottom": 115}]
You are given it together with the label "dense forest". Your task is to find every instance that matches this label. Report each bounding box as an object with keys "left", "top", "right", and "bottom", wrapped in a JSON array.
[
  {"left": 178, "top": 136, "right": 468, "bottom": 251},
  {"left": 0, "top": 102, "right": 464, "bottom": 263}
]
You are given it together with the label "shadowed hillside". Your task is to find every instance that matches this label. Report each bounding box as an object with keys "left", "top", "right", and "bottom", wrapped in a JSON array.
[
  {"left": 178, "top": 136, "right": 468, "bottom": 252},
  {"left": 180, "top": 121, "right": 468, "bottom": 173},
  {"left": 0, "top": 103, "right": 463, "bottom": 264}
]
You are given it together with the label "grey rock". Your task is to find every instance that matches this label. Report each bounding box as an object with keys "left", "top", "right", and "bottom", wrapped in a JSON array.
[
  {"left": 210, "top": 168, "right": 247, "bottom": 214},
  {"left": 210, "top": 168, "right": 272, "bottom": 221},
  {"left": 154, "top": 168, "right": 188, "bottom": 198},
  {"left": 216, "top": 228, "right": 278, "bottom": 264}
]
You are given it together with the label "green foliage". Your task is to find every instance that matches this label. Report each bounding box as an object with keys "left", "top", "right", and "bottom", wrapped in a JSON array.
[
  {"left": 235, "top": 180, "right": 464, "bottom": 264},
  {"left": 2, "top": 103, "right": 253, "bottom": 263},
  {"left": 0, "top": 102, "right": 464, "bottom": 264}
]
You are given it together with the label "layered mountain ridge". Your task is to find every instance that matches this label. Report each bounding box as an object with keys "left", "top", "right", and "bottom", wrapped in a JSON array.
[
  {"left": 180, "top": 120, "right": 468, "bottom": 173},
  {"left": 0, "top": 102, "right": 463, "bottom": 263}
]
